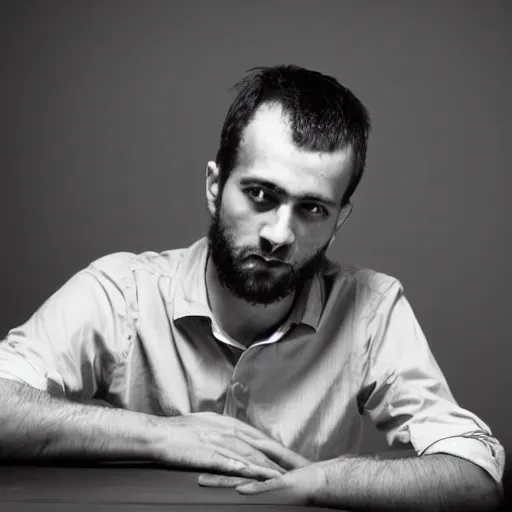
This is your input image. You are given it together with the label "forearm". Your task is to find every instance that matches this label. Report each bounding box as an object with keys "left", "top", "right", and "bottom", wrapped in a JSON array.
[
  {"left": 312, "top": 453, "right": 502, "bottom": 512},
  {"left": 0, "top": 378, "right": 159, "bottom": 462}
]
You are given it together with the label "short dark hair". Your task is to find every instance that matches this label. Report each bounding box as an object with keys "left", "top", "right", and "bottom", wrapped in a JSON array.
[{"left": 215, "top": 65, "right": 371, "bottom": 206}]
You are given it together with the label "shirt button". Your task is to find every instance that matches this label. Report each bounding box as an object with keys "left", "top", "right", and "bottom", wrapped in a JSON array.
[{"left": 231, "top": 381, "right": 248, "bottom": 408}]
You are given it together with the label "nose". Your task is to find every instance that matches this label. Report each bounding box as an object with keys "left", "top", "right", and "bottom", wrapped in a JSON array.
[{"left": 259, "top": 205, "right": 295, "bottom": 253}]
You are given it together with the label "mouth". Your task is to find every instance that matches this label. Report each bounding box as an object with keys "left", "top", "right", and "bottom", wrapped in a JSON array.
[{"left": 246, "top": 254, "right": 289, "bottom": 268}]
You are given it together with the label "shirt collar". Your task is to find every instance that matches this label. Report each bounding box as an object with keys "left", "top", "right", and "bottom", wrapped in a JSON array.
[{"left": 172, "top": 237, "right": 325, "bottom": 330}]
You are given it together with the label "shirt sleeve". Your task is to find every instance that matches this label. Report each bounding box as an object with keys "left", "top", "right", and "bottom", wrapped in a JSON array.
[
  {"left": 359, "top": 281, "right": 505, "bottom": 484},
  {"left": 0, "top": 255, "right": 136, "bottom": 399}
]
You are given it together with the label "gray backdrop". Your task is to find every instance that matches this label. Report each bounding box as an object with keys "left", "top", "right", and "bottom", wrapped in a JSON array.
[{"left": 1, "top": 0, "right": 510, "bottom": 454}]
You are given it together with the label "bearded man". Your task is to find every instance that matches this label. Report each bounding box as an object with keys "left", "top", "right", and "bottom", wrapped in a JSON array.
[{"left": 0, "top": 65, "right": 504, "bottom": 511}]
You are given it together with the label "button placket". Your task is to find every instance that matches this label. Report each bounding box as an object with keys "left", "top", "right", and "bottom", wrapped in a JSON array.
[{"left": 223, "top": 345, "right": 256, "bottom": 417}]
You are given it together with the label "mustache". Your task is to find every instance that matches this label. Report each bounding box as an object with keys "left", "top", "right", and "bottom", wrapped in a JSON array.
[{"left": 239, "top": 250, "right": 293, "bottom": 267}]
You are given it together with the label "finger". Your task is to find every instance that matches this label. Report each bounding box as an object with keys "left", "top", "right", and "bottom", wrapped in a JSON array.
[
  {"left": 236, "top": 476, "right": 286, "bottom": 494},
  {"left": 208, "top": 450, "right": 283, "bottom": 481},
  {"left": 198, "top": 473, "right": 256, "bottom": 488},
  {"left": 231, "top": 439, "right": 287, "bottom": 474},
  {"left": 192, "top": 449, "right": 251, "bottom": 476},
  {"left": 237, "top": 463, "right": 283, "bottom": 480},
  {"left": 236, "top": 480, "right": 308, "bottom": 506},
  {"left": 241, "top": 460, "right": 284, "bottom": 478},
  {"left": 208, "top": 437, "right": 286, "bottom": 476},
  {"left": 236, "top": 430, "right": 311, "bottom": 470}
]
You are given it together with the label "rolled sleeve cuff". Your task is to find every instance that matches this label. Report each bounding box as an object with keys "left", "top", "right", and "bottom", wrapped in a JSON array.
[
  {"left": 0, "top": 358, "right": 64, "bottom": 395},
  {"left": 0, "top": 367, "right": 46, "bottom": 390},
  {"left": 0, "top": 351, "right": 47, "bottom": 387},
  {"left": 422, "top": 435, "right": 505, "bottom": 484}
]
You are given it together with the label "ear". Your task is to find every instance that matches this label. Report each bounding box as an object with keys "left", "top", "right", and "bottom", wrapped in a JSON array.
[
  {"left": 328, "top": 202, "right": 353, "bottom": 247},
  {"left": 205, "top": 161, "right": 220, "bottom": 217}
]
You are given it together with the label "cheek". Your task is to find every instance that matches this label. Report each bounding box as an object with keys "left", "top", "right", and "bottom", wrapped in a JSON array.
[
  {"left": 292, "top": 223, "right": 334, "bottom": 259},
  {"left": 295, "top": 221, "right": 334, "bottom": 246},
  {"left": 219, "top": 196, "right": 257, "bottom": 239}
]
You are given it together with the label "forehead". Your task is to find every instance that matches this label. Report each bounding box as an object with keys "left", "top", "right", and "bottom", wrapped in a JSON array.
[{"left": 234, "top": 103, "right": 353, "bottom": 202}]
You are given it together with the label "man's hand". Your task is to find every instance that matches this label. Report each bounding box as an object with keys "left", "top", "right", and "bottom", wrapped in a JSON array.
[
  {"left": 197, "top": 427, "right": 312, "bottom": 488},
  {"left": 235, "top": 463, "right": 325, "bottom": 505},
  {"left": 154, "top": 412, "right": 303, "bottom": 481}
]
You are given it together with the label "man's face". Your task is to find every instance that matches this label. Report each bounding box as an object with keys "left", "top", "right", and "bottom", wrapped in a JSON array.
[{"left": 207, "top": 103, "right": 353, "bottom": 305}]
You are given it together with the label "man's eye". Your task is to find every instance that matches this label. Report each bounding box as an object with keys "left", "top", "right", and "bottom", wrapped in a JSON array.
[
  {"left": 302, "top": 203, "right": 326, "bottom": 216},
  {"left": 247, "top": 188, "right": 270, "bottom": 203}
]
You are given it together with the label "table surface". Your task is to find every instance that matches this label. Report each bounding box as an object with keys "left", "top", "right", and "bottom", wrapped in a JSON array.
[{"left": 0, "top": 463, "right": 344, "bottom": 512}]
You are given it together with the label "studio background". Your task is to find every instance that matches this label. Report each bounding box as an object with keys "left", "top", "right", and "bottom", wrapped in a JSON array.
[{"left": 1, "top": 0, "right": 510, "bottom": 455}]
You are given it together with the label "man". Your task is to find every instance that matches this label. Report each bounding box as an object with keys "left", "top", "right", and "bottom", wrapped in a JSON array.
[{"left": 0, "top": 65, "right": 504, "bottom": 511}]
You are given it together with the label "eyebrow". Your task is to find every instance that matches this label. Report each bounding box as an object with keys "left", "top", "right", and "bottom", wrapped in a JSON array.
[{"left": 239, "top": 177, "right": 337, "bottom": 208}]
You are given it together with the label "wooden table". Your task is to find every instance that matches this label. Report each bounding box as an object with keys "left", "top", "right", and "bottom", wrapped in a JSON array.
[{"left": 0, "top": 463, "right": 343, "bottom": 511}]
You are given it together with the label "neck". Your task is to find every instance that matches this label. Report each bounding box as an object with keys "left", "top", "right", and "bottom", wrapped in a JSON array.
[{"left": 205, "top": 256, "right": 295, "bottom": 346}]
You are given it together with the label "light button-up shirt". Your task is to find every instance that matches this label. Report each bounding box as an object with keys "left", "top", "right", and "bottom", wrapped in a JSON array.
[{"left": 0, "top": 237, "right": 504, "bottom": 483}]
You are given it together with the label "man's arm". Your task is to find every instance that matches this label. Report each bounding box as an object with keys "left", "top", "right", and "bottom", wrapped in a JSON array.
[
  {"left": 0, "top": 378, "right": 157, "bottom": 461},
  {"left": 233, "top": 451, "right": 502, "bottom": 511},
  {"left": 312, "top": 452, "right": 501, "bottom": 511},
  {"left": 360, "top": 286, "right": 504, "bottom": 482},
  {"left": 0, "top": 377, "right": 304, "bottom": 479}
]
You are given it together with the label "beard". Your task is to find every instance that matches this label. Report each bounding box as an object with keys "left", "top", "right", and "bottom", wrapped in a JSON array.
[{"left": 207, "top": 210, "right": 328, "bottom": 305}]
